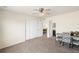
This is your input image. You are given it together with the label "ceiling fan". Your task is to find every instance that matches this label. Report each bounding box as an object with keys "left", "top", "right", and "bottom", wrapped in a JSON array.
[{"left": 33, "top": 8, "right": 51, "bottom": 16}]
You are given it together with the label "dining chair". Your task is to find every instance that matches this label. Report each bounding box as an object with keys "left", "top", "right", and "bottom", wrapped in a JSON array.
[
  {"left": 71, "top": 37, "right": 79, "bottom": 48},
  {"left": 56, "top": 33, "right": 63, "bottom": 44},
  {"left": 62, "top": 32, "right": 71, "bottom": 47}
]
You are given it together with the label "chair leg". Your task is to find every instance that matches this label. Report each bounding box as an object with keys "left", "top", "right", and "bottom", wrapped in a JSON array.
[
  {"left": 69, "top": 43, "right": 71, "bottom": 48},
  {"left": 71, "top": 44, "right": 73, "bottom": 48},
  {"left": 59, "top": 41, "right": 62, "bottom": 44},
  {"left": 61, "top": 42, "right": 64, "bottom": 46}
]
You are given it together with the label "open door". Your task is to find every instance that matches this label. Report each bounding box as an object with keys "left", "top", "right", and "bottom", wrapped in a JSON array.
[
  {"left": 53, "top": 30, "right": 56, "bottom": 36},
  {"left": 52, "top": 23, "right": 56, "bottom": 36}
]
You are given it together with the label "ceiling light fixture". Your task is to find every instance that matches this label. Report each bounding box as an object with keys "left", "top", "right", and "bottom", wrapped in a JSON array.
[
  {"left": 33, "top": 8, "right": 50, "bottom": 16},
  {"left": 39, "top": 8, "right": 48, "bottom": 16}
]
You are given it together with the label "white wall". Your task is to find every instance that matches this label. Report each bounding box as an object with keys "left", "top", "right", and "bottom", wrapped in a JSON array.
[
  {"left": 42, "top": 18, "right": 48, "bottom": 29},
  {"left": 53, "top": 11, "right": 79, "bottom": 33},
  {"left": 43, "top": 11, "right": 79, "bottom": 37},
  {"left": 0, "top": 10, "right": 25, "bottom": 49},
  {"left": 43, "top": 17, "right": 53, "bottom": 38},
  {"left": 0, "top": 10, "right": 43, "bottom": 49},
  {"left": 0, "top": 10, "right": 2, "bottom": 45}
]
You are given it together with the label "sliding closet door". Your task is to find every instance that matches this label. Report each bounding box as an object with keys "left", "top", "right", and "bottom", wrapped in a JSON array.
[
  {"left": 26, "top": 17, "right": 37, "bottom": 40},
  {"left": 25, "top": 17, "right": 30, "bottom": 40},
  {"left": 25, "top": 16, "right": 43, "bottom": 40}
]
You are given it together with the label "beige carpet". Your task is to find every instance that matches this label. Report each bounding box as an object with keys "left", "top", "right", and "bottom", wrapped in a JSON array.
[{"left": 0, "top": 35, "right": 79, "bottom": 53}]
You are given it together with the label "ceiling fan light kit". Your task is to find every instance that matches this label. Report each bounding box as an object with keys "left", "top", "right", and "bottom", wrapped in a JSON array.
[{"left": 33, "top": 7, "right": 50, "bottom": 16}]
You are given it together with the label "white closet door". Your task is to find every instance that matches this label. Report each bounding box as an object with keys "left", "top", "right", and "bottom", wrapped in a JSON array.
[
  {"left": 29, "top": 18, "right": 37, "bottom": 39},
  {"left": 26, "top": 17, "right": 38, "bottom": 40},
  {"left": 25, "top": 17, "right": 43, "bottom": 40},
  {"left": 36, "top": 19, "right": 43, "bottom": 37},
  {"left": 25, "top": 17, "right": 30, "bottom": 40}
]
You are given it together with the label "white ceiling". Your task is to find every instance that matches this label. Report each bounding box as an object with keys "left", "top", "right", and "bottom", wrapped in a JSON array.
[{"left": 0, "top": 6, "right": 79, "bottom": 17}]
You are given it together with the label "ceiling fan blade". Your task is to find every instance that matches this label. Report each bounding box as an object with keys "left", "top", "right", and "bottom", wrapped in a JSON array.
[
  {"left": 32, "top": 12, "right": 40, "bottom": 15},
  {"left": 45, "top": 8, "right": 51, "bottom": 11},
  {"left": 33, "top": 8, "right": 39, "bottom": 11}
]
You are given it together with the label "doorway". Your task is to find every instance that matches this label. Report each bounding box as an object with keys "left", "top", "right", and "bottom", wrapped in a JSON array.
[
  {"left": 43, "top": 28, "right": 47, "bottom": 35},
  {"left": 53, "top": 30, "right": 56, "bottom": 36},
  {"left": 52, "top": 23, "right": 56, "bottom": 36}
]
